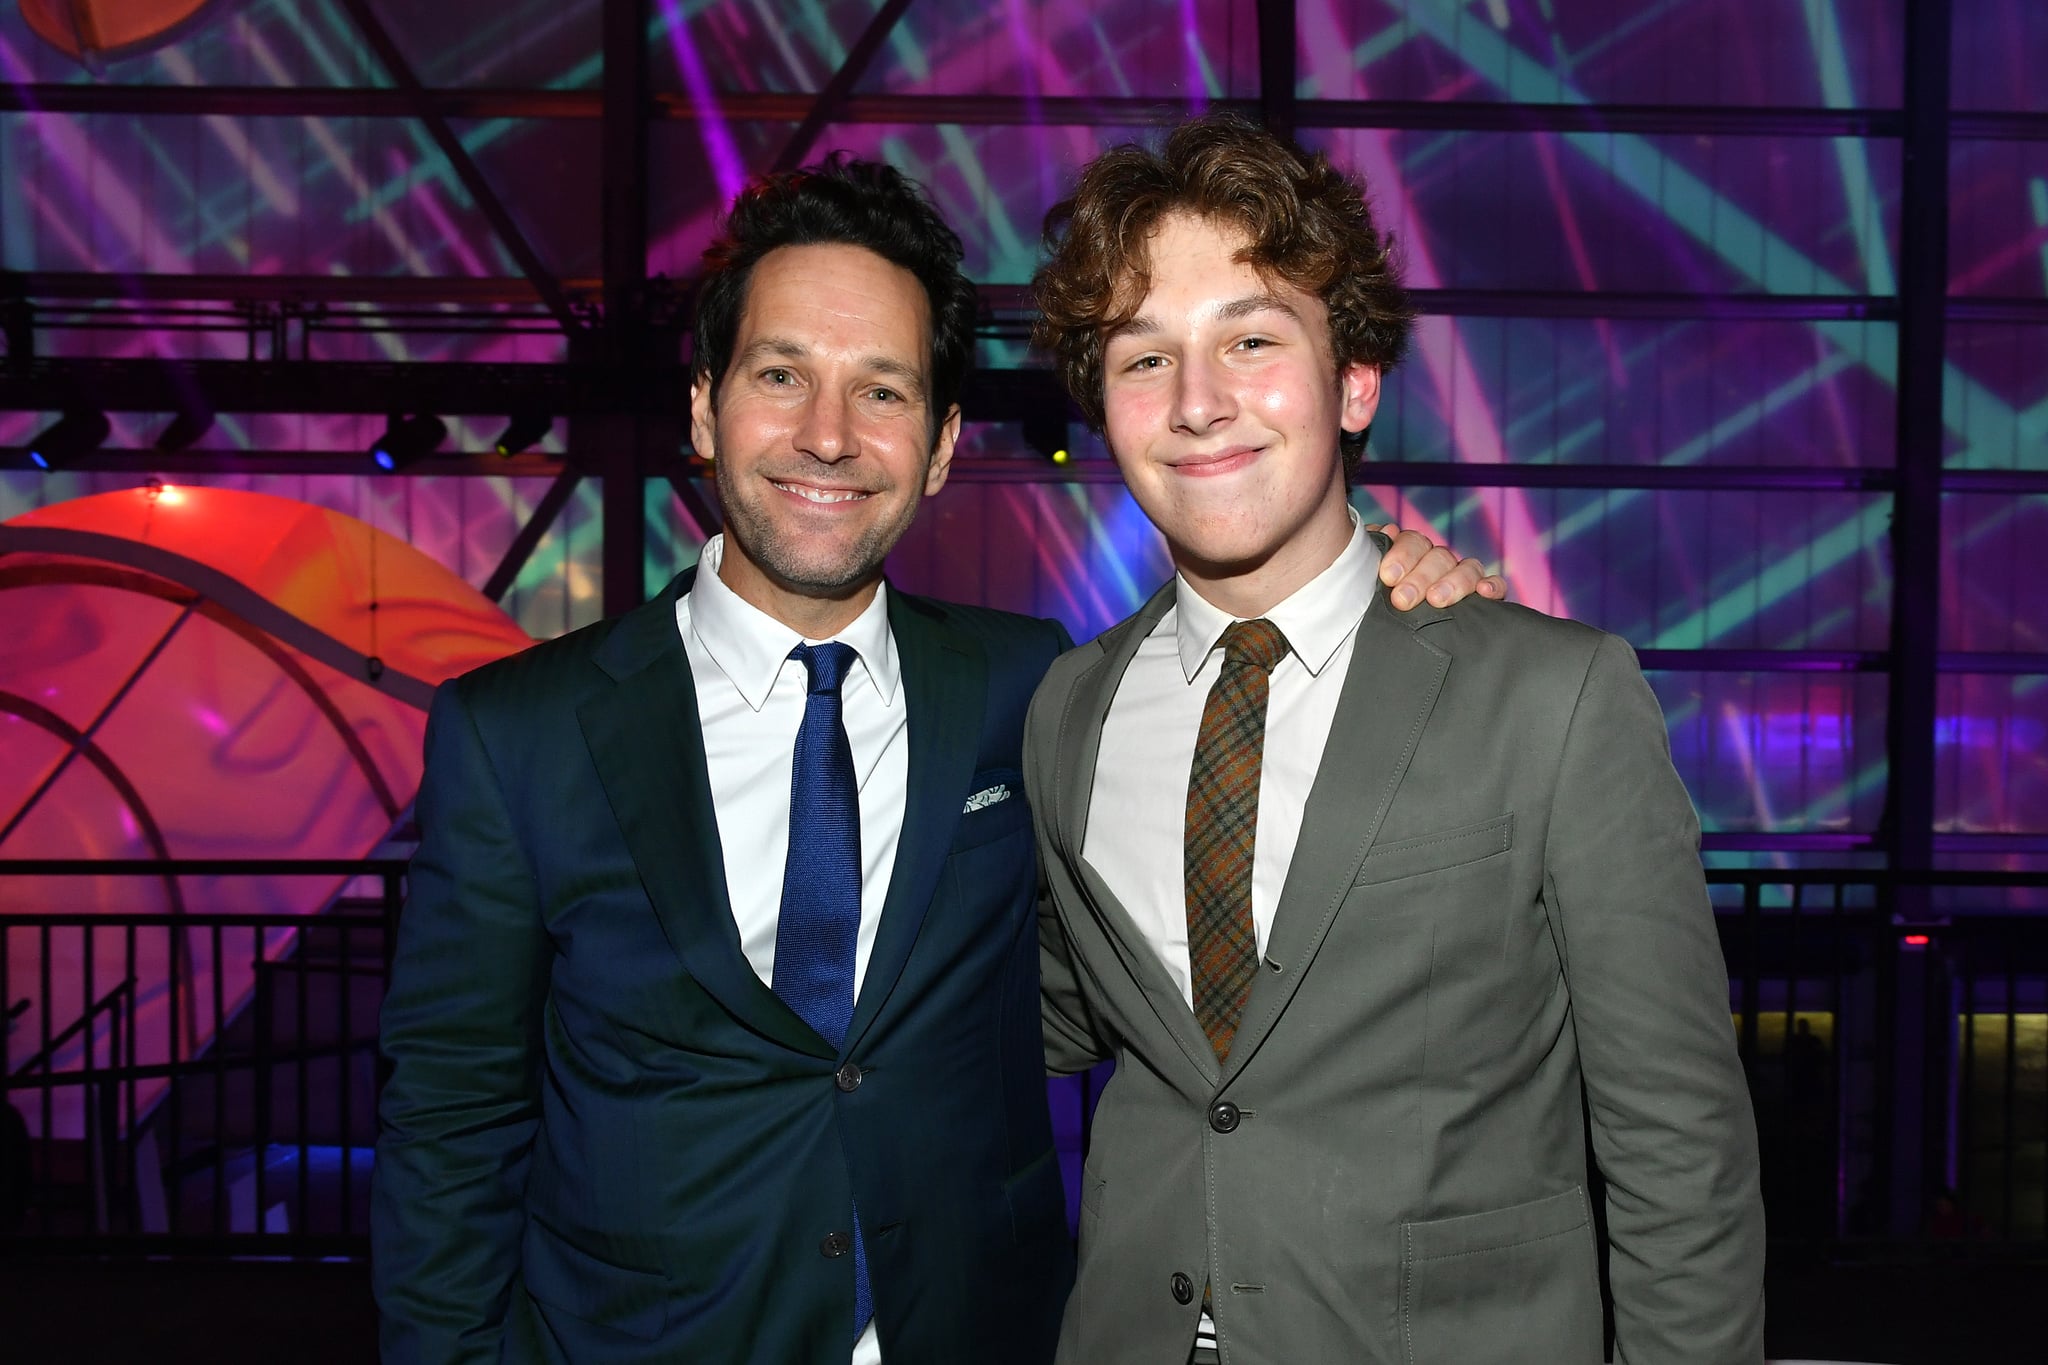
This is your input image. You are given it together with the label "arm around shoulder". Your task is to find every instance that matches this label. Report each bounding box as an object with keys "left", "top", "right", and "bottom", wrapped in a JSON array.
[
  {"left": 1024, "top": 652, "right": 1114, "bottom": 1076},
  {"left": 1543, "top": 634, "right": 1766, "bottom": 1364},
  {"left": 373, "top": 680, "right": 552, "bottom": 1364}
]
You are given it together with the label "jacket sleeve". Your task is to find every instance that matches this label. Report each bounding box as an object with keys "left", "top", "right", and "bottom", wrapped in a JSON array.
[
  {"left": 1024, "top": 654, "right": 1115, "bottom": 1076},
  {"left": 372, "top": 680, "right": 551, "bottom": 1364},
  {"left": 1544, "top": 634, "right": 1767, "bottom": 1363}
]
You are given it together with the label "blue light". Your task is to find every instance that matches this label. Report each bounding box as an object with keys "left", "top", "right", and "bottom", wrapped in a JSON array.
[
  {"left": 28, "top": 449, "right": 48, "bottom": 470},
  {"left": 373, "top": 447, "right": 395, "bottom": 471}
]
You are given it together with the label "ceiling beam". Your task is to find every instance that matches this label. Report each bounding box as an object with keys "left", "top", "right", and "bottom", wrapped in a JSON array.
[
  {"left": 481, "top": 468, "right": 584, "bottom": 601},
  {"left": 772, "top": 0, "right": 918, "bottom": 173},
  {"left": 23, "top": 84, "right": 2037, "bottom": 139},
  {"left": 1257, "top": 0, "right": 1297, "bottom": 143},
  {"left": 334, "top": 0, "right": 583, "bottom": 332},
  {"left": 18, "top": 451, "right": 2048, "bottom": 500},
  {"left": 2, "top": 275, "right": 1928, "bottom": 322}
]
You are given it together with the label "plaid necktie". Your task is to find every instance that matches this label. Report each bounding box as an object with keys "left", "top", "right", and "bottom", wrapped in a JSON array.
[
  {"left": 1184, "top": 618, "right": 1290, "bottom": 1063},
  {"left": 770, "top": 641, "right": 872, "bottom": 1341}
]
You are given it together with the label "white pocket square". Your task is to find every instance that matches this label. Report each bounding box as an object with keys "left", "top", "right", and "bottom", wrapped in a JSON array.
[{"left": 962, "top": 783, "right": 1012, "bottom": 814}]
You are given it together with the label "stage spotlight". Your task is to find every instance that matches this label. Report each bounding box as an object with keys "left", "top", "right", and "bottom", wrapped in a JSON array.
[
  {"left": 1021, "top": 407, "right": 1069, "bottom": 466},
  {"left": 370, "top": 415, "right": 447, "bottom": 472},
  {"left": 27, "top": 411, "right": 110, "bottom": 471},
  {"left": 154, "top": 404, "right": 215, "bottom": 453},
  {"left": 493, "top": 412, "right": 551, "bottom": 458}
]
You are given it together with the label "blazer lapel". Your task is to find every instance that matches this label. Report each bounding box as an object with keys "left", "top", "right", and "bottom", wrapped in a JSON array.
[
  {"left": 577, "top": 570, "right": 827, "bottom": 1058},
  {"left": 1055, "top": 582, "right": 1222, "bottom": 1083},
  {"left": 1221, "top": 583, "right": 1453, "bottom": 1083},
  {"left": 844, "top": 592, "right": 983, "bottom": 1050}
]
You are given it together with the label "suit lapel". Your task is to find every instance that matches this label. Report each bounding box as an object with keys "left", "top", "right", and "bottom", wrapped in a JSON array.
[
  {"left": 844, "top": 592, "right": 982, "bottom": 1050},
  {"left": 1221, "top": 584, "right": 1452, "bottom": 1083},
  {"left": 577, "top": 571, "right": 826, "bottom": 1058},
  {"left": 1055, "top": 582, "right": 1223, "bottom": 1082}
]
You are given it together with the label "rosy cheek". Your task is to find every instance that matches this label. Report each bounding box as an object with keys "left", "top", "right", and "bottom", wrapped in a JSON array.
[{"left": 1250, "top": 384, "right": 1295, "bottom": 417}]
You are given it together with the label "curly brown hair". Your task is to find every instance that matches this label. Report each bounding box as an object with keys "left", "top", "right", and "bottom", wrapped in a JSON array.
[{"left": 1032, "top": 114, "right": 1413, "bottom": 473}]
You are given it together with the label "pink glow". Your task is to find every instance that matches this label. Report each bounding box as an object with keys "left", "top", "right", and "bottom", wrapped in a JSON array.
[
  {"left": 1946, "top": 221, "right": 2048, "bottom": 294},
  {"left": 1530, "top": 131, "right": 1626, "bottom": 391},
  {"left": 391, "top": 150, "right": 492, "bottom": 280},
  {"left": 998, "top": 485, "right": 1114, "bottom": 628},
  {"left": 1179, "top": 0, "right": 1208, "bottom": 109},
  {"left": 1300, "top": 0, "right": 1563, "bottom": 617},
  {"left": 658, "top": 1, "right": 747, "bottom": 205}
]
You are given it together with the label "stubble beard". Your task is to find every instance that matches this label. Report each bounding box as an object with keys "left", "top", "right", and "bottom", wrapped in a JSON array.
[{"left": 715, "top": 459, "right": 918, "bottom": 598}]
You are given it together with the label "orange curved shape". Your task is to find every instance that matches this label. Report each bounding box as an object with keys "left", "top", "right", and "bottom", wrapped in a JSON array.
[
  {"left": 6, "top": 485, "right": 536, "bottom": 693},
  {"left": 0, "top": 486, "right": 534, "bottom": 1138},
  {"left": 19, "top": 0, "right": 218, "bottom": 61}
]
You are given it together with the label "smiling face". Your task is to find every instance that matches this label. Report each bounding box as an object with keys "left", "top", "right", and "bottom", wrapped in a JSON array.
[
  {"left": 1100, "top": 212, "right": 1380, "bottom": 619},
  {"left": 692, "top": 242, "right": 959, "bottom": 637}
]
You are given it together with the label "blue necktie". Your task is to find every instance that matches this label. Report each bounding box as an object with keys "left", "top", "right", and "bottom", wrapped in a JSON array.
[{"left": 770, "top": 641, "right": 871, "bottom": 1341}]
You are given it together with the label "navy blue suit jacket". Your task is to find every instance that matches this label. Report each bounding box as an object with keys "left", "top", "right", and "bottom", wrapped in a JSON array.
[{"left": 373, "top": 571, "right": 1075, "bottom": 1363}]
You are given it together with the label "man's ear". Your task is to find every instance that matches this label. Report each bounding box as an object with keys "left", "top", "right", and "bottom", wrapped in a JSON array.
[
  {"left": 923, "top": 404, "right": 962, "bottom": 496},
  {"left": 689, "top": 371, "right": 718, "bottom": 461},
  {"left": 1340, "top": 362, "right": 1381, "bottom": 435}
]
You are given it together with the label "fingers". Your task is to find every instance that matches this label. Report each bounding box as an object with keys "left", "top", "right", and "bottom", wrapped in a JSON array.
[{"left": 1375, "top": 526, "right": 1508, "bottom": 608}]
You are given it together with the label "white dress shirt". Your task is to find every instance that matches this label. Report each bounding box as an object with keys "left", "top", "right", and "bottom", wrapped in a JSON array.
[
  {"left": 676, "top": 534, "right": 902, "bottom": 1365},
  {"left": 1084, "top": 512, "right": 1382, "bottom": 1001},
  {"left": 1081, "top": 513, "right": 1381, "bottom": 1347}
]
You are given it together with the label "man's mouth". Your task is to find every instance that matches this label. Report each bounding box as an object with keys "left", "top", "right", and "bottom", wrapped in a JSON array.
[
  {"left": 1168, "top": 445, "right": 1262, "bottom": 475},
  {"left": 772, "top": 480, "right": 872, "bottom": 504}
]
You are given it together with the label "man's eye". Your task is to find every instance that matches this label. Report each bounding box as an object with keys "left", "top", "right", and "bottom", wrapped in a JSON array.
[
  {"left": 1127, "top": 355, "right": 1166, "bottom": 372},
  {"left": 763, "top": 368, "right": 795, "bottom": 385},
  {"left": 868, "top": 387, "right": 901, "bottom": 403},
  {"left": 1238, "top": 336, "right": 1269, "bottom": 351}
]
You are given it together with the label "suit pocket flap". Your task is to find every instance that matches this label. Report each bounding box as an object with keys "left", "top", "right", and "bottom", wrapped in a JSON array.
[
  {"left": 1356, "top": 813, "right": 1513, "bottom": 886},
  {"left": 1402, "top": 1184, "right": 1588, "bottom": 1263},
  {"left": 521, "top": 1220, "right": 668, "bottom": 1340}
]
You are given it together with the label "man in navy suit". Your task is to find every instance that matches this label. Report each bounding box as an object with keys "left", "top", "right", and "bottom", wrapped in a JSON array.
[{"left": 372, "top": 156, "right": 1489, "bottom": 1364}]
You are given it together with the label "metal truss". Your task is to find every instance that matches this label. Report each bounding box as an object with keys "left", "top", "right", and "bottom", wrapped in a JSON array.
[
  {"left": 0, "top": 2, "right": 2036, "bottom": 924},
  {"left": 10, "top": 82, "right": 2048, "bottom": 141}
]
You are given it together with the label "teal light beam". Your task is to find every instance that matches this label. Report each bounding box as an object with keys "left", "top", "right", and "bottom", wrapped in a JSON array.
[
  {"left": 1800, "top": 0, "right": 1897, "bottom": 295},
  {"left": 1401, "top": 0, "right": 2022, "bottom": 456},
  {"left": 1645, "top": 499, "right": 1892, "bottom": 651}
]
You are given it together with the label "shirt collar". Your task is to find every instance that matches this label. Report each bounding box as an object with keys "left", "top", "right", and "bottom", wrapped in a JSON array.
[
  {"left": 1173, "top": 510, "right": 1382, "bottom": 683},
  {"left": 686, "top": 534, "right": 901, "bottom": 711}
]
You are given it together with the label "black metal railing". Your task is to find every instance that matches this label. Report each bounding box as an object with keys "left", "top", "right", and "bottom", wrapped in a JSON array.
[
  {"left": 1, "top": 859, "right": 404, "bottom": 1255},
  {"left": 2, "top": 859, "right": 2043, "bottom": 1257}
]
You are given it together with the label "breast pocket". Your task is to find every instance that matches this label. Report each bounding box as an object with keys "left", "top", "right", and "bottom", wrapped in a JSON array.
[
  {"left": 950, "top": 770, "right": 1030, "bottom": 854},
  {"left": 1355, "top": 813, "right": 1513, "bottom": 887}
]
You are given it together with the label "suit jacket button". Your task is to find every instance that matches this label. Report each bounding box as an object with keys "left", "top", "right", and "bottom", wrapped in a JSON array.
[
  {"left": 1209, "top": 1100, "right": 1241, "bottom": 1134},
  {"left": 1170, "top": 1271, "right": 1195, "bottom": 1305},
  {"left": 821, "top": 1232, "right": 852, "bottom": 1258},
  {"left": 835, "top": 1062, "right": 863, "bottom": 1092}
]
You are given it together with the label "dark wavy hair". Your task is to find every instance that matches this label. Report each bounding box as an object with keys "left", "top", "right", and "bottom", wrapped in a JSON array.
[
  {"left": 692, "top": 155, "right": 979, "bottom": 439},
  {"left": 1032, "top": 114, "right": 1413, "bottom": 473}
]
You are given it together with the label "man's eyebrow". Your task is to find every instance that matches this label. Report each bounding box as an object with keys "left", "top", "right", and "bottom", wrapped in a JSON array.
[
  {"left": 1101, "top": 293, "right": 1305, "bottom": 347},
  {"left": 734, "top": 337, "right": 809, "bottom": 367},
  {"left": 859, "top": 355, "right": 928, "bottom": 398},
  {"left": 732, "top": 339, "right": 929, "bottom": 398},
  {"left": 1215, "top": 291, "right": 1305, "bottom": 325},
  {"left": 1102, "top": 313, "right": 1161, "bottom": 346}
]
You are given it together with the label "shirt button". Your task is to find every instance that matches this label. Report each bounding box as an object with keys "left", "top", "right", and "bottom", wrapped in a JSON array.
[
  {"left": 835, "top": 1062, "right": 863, "bottom": 1092},
  {"left": 820, "top": 1232, "right": 852, "bottom": 1258},
  {"left": 1209, "top": 1100, "right": 1241, "bottom": 1134},
  {"left": 1170, "top": 1271, "right": 1195, "bottom": 1305}
]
